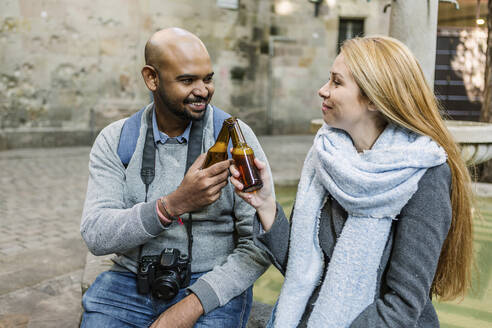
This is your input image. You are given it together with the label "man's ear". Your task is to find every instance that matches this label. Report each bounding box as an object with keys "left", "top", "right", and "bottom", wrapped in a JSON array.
[{"left": 141, "top": 65, "right": 158, "bottom": 92}]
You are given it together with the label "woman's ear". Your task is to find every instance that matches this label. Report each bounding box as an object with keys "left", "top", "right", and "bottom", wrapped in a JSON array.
[
  {"left": 141, "top": 65, "right": 159, "bottom": 92},
  {"left": 367, "top": 100, "right": 378, "bottom": 112}
]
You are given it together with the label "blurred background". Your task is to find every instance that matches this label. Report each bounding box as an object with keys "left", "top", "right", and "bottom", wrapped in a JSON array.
[
  {"left": 0, "top": 0, "right": 488, "bottom": 139},
  {"left": 1, "top": 0, "right": 491, "bottom": 327}
]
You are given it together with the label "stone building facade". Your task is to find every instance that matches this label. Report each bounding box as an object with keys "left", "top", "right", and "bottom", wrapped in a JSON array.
[{"left": 0, "top": 0, "right": 390, "bottom": 148}]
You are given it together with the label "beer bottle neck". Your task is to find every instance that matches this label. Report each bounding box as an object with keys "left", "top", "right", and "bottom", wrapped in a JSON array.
[
  {"left": 229, "top": 120, "right": 247, "bottom": 147},
  {"left": 215, "top": 123, "right": 230, "bottom": 145}
]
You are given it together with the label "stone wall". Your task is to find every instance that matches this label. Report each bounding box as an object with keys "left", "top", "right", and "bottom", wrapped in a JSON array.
[
  {"left": 267, "top": 0, "right": 390, "bottom": 134},
  {"left": 0, "top": 0, "right": 389, "bottom": 148}
]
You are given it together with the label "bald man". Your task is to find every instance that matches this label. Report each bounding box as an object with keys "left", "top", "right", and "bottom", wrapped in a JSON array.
[{"left": 80, "top": 28, "right": 272, "bottom": 327}]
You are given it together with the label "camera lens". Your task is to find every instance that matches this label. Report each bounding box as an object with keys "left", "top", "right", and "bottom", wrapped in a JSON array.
[{"left": 152, "top": 273, "right": 180, "bottom": 300}]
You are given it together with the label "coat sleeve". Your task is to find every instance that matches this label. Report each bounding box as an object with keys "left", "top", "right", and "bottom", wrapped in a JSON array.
[
  {"left": 253, "top": 202, "right": 291, "bottom": 275},
  {"left": 350, "top": 163, "right": 452, "bottom": 328}
]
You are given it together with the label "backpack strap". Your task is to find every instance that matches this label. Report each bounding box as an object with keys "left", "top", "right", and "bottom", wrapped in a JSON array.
[{"left": 117, "top": 106, "right": 146, "bottom": 168}]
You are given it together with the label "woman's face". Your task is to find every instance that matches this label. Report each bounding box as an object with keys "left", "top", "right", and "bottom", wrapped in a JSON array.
[{"left": 318, "top": 54, "right": 375, "bottom": 135}]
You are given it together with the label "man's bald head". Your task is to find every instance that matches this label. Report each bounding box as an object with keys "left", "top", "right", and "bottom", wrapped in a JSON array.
[
  {"left": 141, "top": 27, "right": 215, "bottom": 123},
  {"left": 144, "top": 28, "right": 209, "bottom": 71}
]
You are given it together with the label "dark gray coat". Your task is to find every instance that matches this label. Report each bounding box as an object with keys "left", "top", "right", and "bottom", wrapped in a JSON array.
[{"left": 254, "top": 163, "right": 452, "bottom": 327}]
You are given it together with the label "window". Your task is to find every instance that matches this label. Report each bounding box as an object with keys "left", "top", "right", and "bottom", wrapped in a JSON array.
[
  {"left": 434, "top": 29, "right": 483, "bottom": 121},
  {"left": 337, "top": 18, "right": 364, "bottom": 52}
]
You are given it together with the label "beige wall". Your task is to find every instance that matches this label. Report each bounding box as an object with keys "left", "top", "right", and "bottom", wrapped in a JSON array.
[
  {"left": 268, "top": 0, "right": 390, "bottom": 134},
  {"left": 0, "top": 0, "right": 389, "bottom": 136}
]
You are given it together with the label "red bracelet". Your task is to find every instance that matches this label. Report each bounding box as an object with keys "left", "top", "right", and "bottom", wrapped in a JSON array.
[{"left": 156, "top": 201, "right": 172, "bottom": 225}]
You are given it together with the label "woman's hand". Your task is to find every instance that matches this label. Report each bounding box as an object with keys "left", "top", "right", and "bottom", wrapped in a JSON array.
[{"left": 230, "top": 157, "right": 277, "bottom": 231}]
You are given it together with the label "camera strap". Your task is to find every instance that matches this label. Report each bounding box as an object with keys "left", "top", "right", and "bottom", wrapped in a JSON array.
[{"left": 138, "top": 107, "right": 203, "bottom": 265}]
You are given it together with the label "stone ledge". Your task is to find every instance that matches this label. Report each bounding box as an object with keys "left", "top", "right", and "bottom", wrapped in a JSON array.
[
  {"left": 247, "top": 301, "right": 274, "bottom": 328},
  {"left": 81, "top": 252, "right": 274, "bottom": 326},
  {"left": 81, "top": 252, "right": 113, "bottom": 295},
  {"left": 473, "top": 182, "right": 492, "bottom": 198},
  {"left": 0, "top": 270, "right": 83, "bottom": 328}
]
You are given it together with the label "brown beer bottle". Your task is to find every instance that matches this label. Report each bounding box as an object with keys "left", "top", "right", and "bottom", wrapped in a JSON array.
[
  {"left": 203, "top": 120, "right": 232, "bottom": 168},
  {"left": 228, "top": 117, "right": 263, "bottom": 192}
]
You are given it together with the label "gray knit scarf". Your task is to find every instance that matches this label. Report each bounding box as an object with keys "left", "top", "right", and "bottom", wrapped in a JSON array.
[{"left": 268, "top": 123, "right": 447, "bottom": 328}]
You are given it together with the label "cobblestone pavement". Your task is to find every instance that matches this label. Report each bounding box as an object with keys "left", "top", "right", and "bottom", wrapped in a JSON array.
[
  {"left": 0, "top": 147, "right": 90, "bottom": 259},
  {"left": 0, "top": 147, "right": 91, "bottom": 327}
]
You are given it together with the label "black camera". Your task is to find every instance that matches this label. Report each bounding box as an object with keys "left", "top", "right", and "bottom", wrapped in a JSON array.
[{"left": 137, "top": 248, "right": 191, "bottom": 300}]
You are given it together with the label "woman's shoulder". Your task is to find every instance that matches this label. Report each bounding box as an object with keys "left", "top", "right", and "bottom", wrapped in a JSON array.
[
  {"left": 421, "top": 162, "right": 451, "bottom": 185},
  {"left": 401, "top": 162, "right": 452, "bottom": 220},
  {"left": 419, "top": 161, "right": 451, "bottom": 193}
]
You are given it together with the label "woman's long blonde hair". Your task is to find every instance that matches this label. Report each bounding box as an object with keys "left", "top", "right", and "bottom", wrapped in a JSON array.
[{"left": 341, "top": 36, "right": 473, "bottom": 300}]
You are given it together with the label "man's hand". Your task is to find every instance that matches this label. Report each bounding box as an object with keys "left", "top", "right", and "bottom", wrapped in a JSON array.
[
  {"left": 150, "top": 293, "right": 204, "bottom": 328},
  {"left": 166, "top": 153, "right": 231, "bottom": 215}
]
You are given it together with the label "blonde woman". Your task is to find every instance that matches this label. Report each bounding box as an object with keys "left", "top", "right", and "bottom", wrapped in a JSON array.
[{"left": 231, "top": 36, "right": 473, "bottom": 328}]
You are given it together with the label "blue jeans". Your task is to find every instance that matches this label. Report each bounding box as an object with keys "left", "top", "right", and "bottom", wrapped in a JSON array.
[{"left": 81, "top": 270, "right": 253, "bottom": 328}]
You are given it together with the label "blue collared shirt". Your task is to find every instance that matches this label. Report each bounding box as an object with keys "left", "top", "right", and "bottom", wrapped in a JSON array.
[{"left": 152, "top": 108, "right": 192, "bottom": 145}]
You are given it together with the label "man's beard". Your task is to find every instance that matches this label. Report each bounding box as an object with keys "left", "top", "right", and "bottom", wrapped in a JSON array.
[{"left": 157, "top": 88, "right": 208, "bottom": 122}]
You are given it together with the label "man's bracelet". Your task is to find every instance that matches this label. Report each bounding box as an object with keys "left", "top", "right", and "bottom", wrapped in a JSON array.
[
  {"left": 160, "top": 197, "right": 183, "bottom": 224},
  {"left": 156, "top": 201, "right": 172, "bottom": 225}
]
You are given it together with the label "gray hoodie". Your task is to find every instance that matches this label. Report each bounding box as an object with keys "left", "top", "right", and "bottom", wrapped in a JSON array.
[{"left": 80, "top": 103, "right": 272, "bottom": 313}]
